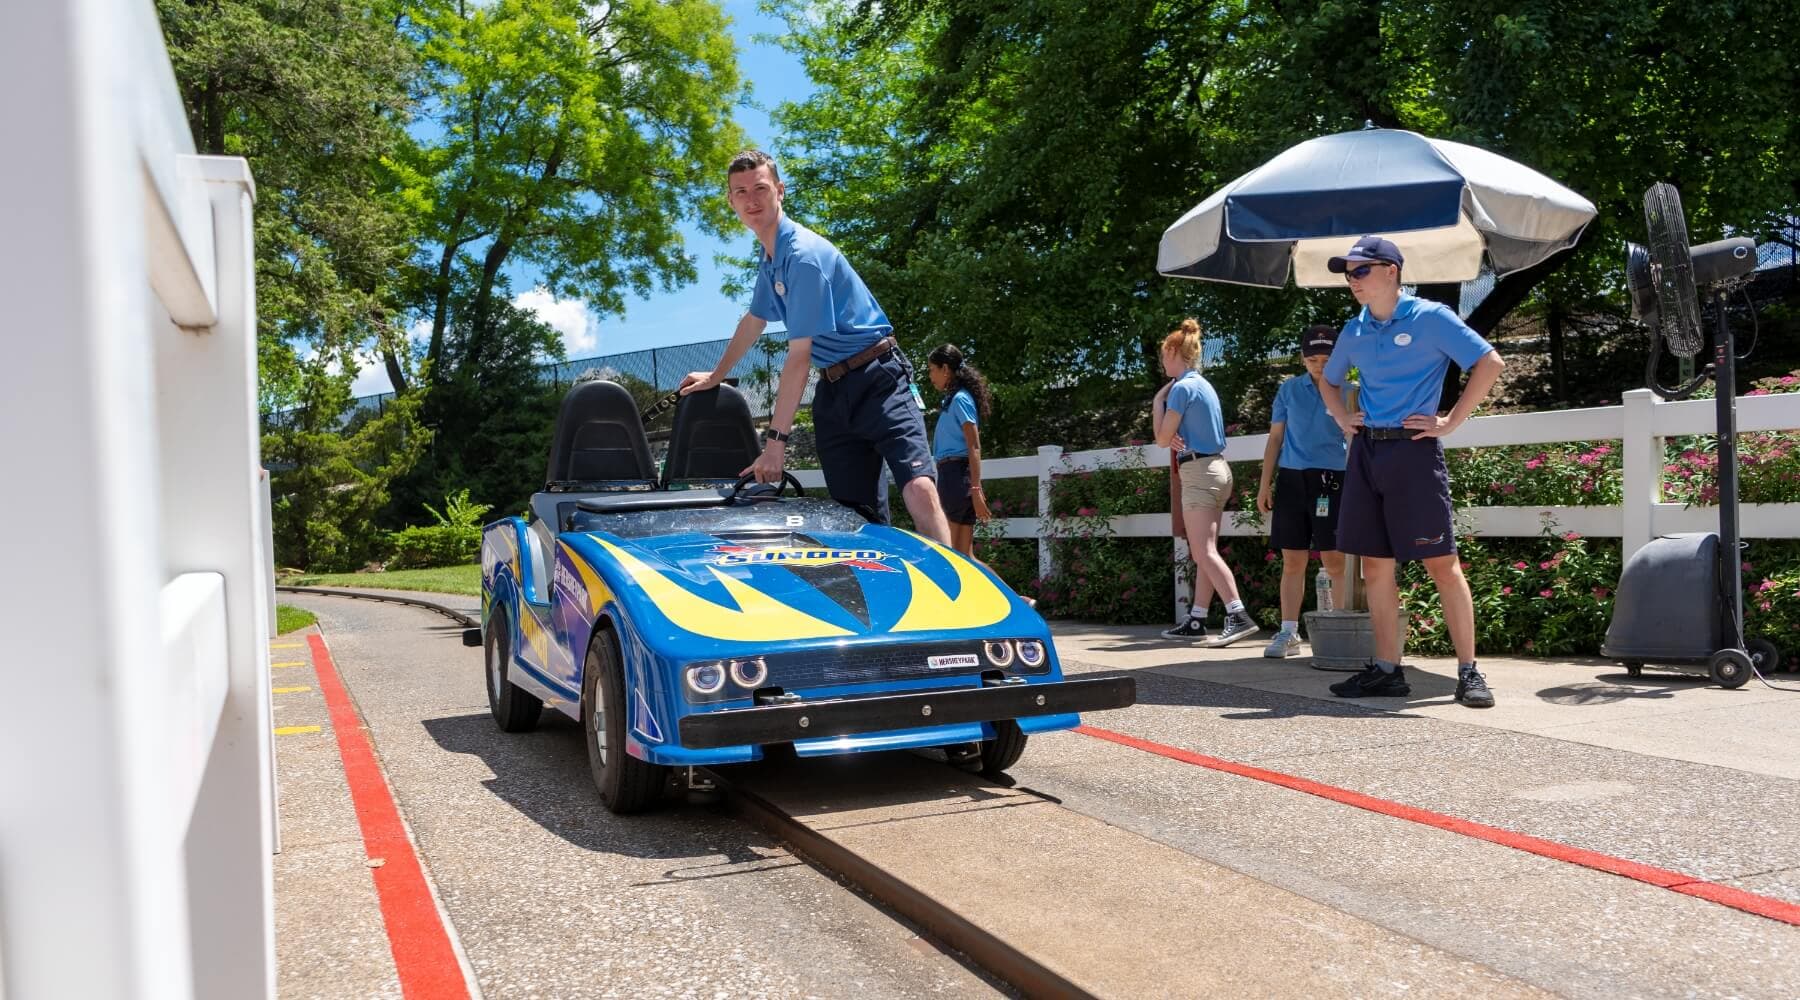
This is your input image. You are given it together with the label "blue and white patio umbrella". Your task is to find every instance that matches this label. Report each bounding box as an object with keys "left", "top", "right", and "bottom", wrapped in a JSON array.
[{"left": 1157, "top": 128, "right": 1598, "bottom": 288}]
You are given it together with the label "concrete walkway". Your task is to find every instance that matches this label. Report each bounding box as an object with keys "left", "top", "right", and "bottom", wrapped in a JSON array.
[{"left": 1050, "top": 623, "right": 1800, "bottom": 781}]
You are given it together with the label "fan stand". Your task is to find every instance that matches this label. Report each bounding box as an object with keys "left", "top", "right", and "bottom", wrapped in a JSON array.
[{"left": 1705, "top": 289, "right": 1750, "bottom": 676}]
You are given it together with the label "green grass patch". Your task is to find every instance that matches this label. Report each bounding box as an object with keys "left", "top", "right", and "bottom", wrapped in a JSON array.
[
  {"left": 286, "top": 563, "right": 482, "bottom": 597},
  {"left": 275, "top": 604, "right": 317, "bottom": 635}
]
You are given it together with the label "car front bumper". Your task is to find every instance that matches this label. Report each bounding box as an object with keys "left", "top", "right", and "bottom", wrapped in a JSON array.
[{"left": 676, "top": 676, "right": 1136, "bottom": 750}]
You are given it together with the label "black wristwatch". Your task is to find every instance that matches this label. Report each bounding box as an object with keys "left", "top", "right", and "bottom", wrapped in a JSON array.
[{"left": 763, "top": 427, "right": 792, "bottom": 444}]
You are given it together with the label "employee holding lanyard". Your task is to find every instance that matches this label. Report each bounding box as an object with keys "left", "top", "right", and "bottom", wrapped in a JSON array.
[{"left": 1256, "top": 324, "right": 1353, "bottom": 657}]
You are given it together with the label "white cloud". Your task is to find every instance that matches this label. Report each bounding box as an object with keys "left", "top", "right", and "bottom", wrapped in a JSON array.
[
  {"left": 349, "top": 354, "right": 393, "bottom": 398},
  {"left": 514, "top": 286, "right": 601, "bottom": 357}
]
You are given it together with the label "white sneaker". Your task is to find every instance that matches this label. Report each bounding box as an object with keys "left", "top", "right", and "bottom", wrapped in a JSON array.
[{"left": 1263, "top": 629, "right": 1302, "bottom": 658}]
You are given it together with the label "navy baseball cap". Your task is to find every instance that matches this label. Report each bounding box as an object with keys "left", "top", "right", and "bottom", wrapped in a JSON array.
[
  {"left": 1301, "top": 325, "right": 1339, "bottom": 357},
  {"left": 1327, "top": 236, "right": 1404, "bottom": 273}
]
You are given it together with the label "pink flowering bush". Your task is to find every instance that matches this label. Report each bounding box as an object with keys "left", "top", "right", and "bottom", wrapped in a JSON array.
[{"left": 1451, "top": 441, "right": 1623, "bottom": 506}]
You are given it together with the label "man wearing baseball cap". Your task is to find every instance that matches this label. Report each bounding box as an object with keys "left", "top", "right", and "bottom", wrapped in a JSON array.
[
  {"left": 1316, "top": 236, "right": 1506, "bottom": 707},
  {"left": 1255, "top": 324, "right": 1352, "bottom": 657}
]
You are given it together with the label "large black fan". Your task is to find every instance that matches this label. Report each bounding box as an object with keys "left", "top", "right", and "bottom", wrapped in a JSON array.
[{"left": 1603, "top": 184, "right": 1776, "bottom": 688}]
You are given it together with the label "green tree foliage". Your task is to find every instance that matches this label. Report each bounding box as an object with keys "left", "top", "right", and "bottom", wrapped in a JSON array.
[
  {"left": 392, "top": 0, "right": 750, "bottom": 390},
  {"left": 384, "top": 0, "right": 751, "bottom": 518},
  {"left": 769, "top": 0, "right": 1799, "bottom": 448},
  {"left": 157, "top": 0, "right": 422, "bottom": 415},
  {"left": 266, "top": 394, "right": 431, "bottom": 571},
  {"left": 158, "top": 0, "right": 433, "bottom": 569}
]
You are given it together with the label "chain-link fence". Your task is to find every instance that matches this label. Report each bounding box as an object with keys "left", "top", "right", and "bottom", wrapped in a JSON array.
[{"left": 306, "top": 335, "right": 816, "bottom": 429}]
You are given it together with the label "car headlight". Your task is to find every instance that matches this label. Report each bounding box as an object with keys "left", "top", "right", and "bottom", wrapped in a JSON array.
[
  {"left": 729, "top": 656, "right": 768, "bottom": 688},
  {"left": 1016, "top": 640, "right": 1046, "bottom": 668},
  {"left": 685, "top": 661, "right": 726, "bottom": 695},
  {"left": 983, "top": 640, "right": 1015, "bottom": 667}
]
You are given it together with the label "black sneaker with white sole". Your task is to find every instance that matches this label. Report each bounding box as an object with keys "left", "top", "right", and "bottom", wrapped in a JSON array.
[
  {"left": 1210, "top": 611, "right": 1260, "bottom": 647},
  {"left": 1161, "top": 617, "right": 1209, "bottom": 640},
  {"left": 1455, "top": 666, "right": 1495, "bottom": 707},
  {"left": 1329, "top": 661, "right": 1412, "bottom": 698}
]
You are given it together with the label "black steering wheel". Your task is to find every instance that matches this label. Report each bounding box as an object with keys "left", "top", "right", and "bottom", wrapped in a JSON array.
[{"left": 727, "top": 472, "right": 807, "bottom": 503}]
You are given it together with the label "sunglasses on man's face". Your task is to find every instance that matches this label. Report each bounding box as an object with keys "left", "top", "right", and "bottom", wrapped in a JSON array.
[{"left": 1345, "top": 262, "right": 1390, "bottom": 281}]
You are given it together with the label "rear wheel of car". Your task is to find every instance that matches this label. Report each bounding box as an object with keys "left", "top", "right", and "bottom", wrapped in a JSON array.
[
  {"left": 978, "top": 720, "right": 1028, "bottom": 777},
  {"left": 583, "top": 630, "right": 667, "bottom": 814},
  {"left": 485, "top": 606, "right": 541, "bottom": 732}
]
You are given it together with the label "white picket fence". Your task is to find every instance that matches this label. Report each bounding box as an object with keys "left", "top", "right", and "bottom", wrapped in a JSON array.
[
  {"left": 793, "top": 387, "right": 1800, "bottom": 615},
  {"left": 2, "top": 3, "right": 274, "bottom": 998}
]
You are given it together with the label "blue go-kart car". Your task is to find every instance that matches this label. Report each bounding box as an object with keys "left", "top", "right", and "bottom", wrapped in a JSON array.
[{"left": 472, "top": 379, "right": 1136, "bottom": 812}]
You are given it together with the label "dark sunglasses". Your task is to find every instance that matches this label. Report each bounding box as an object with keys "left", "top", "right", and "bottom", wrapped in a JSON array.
[{"left": 1344, "top": 262, "right": 1390, "bottom": 281}]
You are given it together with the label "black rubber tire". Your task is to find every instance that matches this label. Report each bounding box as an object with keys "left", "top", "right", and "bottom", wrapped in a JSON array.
[
  {"left": 1746, "top": 637, "right": 1782, "bottom": 676},
  {"left": 485, "top": 606, "right": 542, "bottom": 732},
  {"left": 1624, "top": 662, "right": 1644, "bottom": 678},
  {"left": 978, "top": 720, "right": 1028, "bottom": 777},
  {"left": 1708, "top": 648, "right": 1753, "bottom": 690},
  {"left": 583, "top": 630, "right": 667, "bottom": 814}
]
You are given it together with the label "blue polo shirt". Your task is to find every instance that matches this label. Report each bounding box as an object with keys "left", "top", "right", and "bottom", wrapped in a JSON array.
[
  {"left": 933, "top": 389, "right": 978, "bottom": 460},
  {"left": 747, "top": 215, "right": 892, "bottom": 366},
  {"left": 1271, "top": 374, "right": 1348, "bottom": 471},
  {"left": 1166, "top": 370, "right": 1227, "bottom": 456},
  {"left": 1323, "top": 292, "right": 1493, "bottom": 428}
]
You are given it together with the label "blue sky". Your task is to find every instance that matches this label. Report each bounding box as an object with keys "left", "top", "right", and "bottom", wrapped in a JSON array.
[{"left": 353, "top": 1, "right": 812, "bottom": 396}]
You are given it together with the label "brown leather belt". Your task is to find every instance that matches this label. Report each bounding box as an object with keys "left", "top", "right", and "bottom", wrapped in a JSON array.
[{"left": 820, "top": 336, "right": 897, "bottom": 383}]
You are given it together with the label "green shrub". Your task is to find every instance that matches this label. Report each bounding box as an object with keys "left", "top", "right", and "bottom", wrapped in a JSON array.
[
  {"left": 388, "top": 524, "right": 480, "bottom": 569},
  {"left": 387, "top": 489, "right": 491, "bottom": 569}
]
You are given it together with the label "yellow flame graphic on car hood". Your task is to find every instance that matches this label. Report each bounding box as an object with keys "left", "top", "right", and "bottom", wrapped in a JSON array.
[
  {"left": 596, "top": 539, "right": 852, "bottom": 641},
  {"left": 891, "top": 538, "right": 1013, "bottom": 633},
  {"left": 593, "top": 535, "right": 1014, "bottom": 641}
]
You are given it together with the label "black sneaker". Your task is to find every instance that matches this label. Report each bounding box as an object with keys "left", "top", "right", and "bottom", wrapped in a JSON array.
[
  {"left": 1211, "top": 611, "right": 1261, "bottom": 647},
  {"left": 1329, "top": 661, "right": 1412, "bottom": 698},
  {"left": 1456, "top": 666, "right": 1495, "bottom": 708},
  {"left": 1161, "top": 617, "right": 1209, "bottom": 640}
]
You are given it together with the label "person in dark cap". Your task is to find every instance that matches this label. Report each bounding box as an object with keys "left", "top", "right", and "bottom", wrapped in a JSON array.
[
  {"left": 1255, "top": 324, "right": 1353, "bottom": 657},
  {"left": 1317, "top": 236, "right": 1505, "bottom": 707}
]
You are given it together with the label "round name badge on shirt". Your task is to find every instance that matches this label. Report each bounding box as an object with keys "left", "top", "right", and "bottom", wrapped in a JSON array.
[
  {"left": 1393, "top": 332, "right": 1413, "bottom": 347},
  {"left": 774, "top": 280, "right": 786, "bottom": 297}
]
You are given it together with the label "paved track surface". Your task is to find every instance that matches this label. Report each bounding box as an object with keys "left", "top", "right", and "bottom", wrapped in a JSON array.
[
  {"left": 275, "top": 595, "right": 1002, "bottom": 999},
  {"left": 274, "top": 595, "right": 1800, "bottom": 998}
]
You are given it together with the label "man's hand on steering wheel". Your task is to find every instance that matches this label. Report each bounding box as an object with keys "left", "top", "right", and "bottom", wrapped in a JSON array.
[
  {"left": 741, "top": 440, "right": 786, "bottom": 485},
  {"left": 729, "top": 469, "right": 805, "bottom": 502}
]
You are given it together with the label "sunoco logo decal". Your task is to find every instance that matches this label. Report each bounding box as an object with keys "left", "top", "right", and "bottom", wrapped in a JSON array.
[{"left": 709, "top": 545, "right": 897, "bottom": 572}]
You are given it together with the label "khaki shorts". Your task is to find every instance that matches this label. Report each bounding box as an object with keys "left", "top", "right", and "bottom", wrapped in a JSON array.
[{"left": 1178, "top": 454, "right": 1233, "bottom": 510}]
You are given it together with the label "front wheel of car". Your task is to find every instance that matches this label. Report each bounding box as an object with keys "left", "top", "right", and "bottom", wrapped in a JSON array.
[
  {"left": 583, "top": 631, "right": 667, "bottom": 814},
  {"left": 485, "top": 606, "right": 541, "bottom": 732},
  {"left": 979, "top": 720, "right": 1028, "bottom": 777}
]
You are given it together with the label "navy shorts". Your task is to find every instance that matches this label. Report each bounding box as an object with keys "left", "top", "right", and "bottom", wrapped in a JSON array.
[
  {"left": 936, "top": 457, "right": 976, "bottom": 525},
  {"left": 1336, "top": 435, "right": 1457, "bottom": 562},
  {"left": 811, "top": 351, "right": 935, "bottom": 524},
  {"left": 1270, "top": 467, "right": 1341, "bottom": 552}
]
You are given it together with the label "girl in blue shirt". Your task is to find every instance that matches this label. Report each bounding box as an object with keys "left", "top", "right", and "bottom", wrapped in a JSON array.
[
  {"left": 927, "top": 344, "right": 994, "bottom": 558},
  {"left": 1153, "top": 319, "right": 1260, "bottom": 646}
]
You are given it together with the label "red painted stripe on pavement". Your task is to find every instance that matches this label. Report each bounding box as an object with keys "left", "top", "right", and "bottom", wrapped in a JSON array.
[
  {"left": 308, "top": 633, "right": 473, "bottom": 999},
  {"left": 1076, "top": 724, "right": 1800, "bottom": 927}
]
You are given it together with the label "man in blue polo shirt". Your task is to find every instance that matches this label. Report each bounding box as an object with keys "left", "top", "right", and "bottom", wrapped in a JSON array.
[
  {"left": 681, "top": 150, "right": 951, "bottom": 544},
  {"left": 1318, "top": 236, "right": 1506, "bottom": 707}
]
